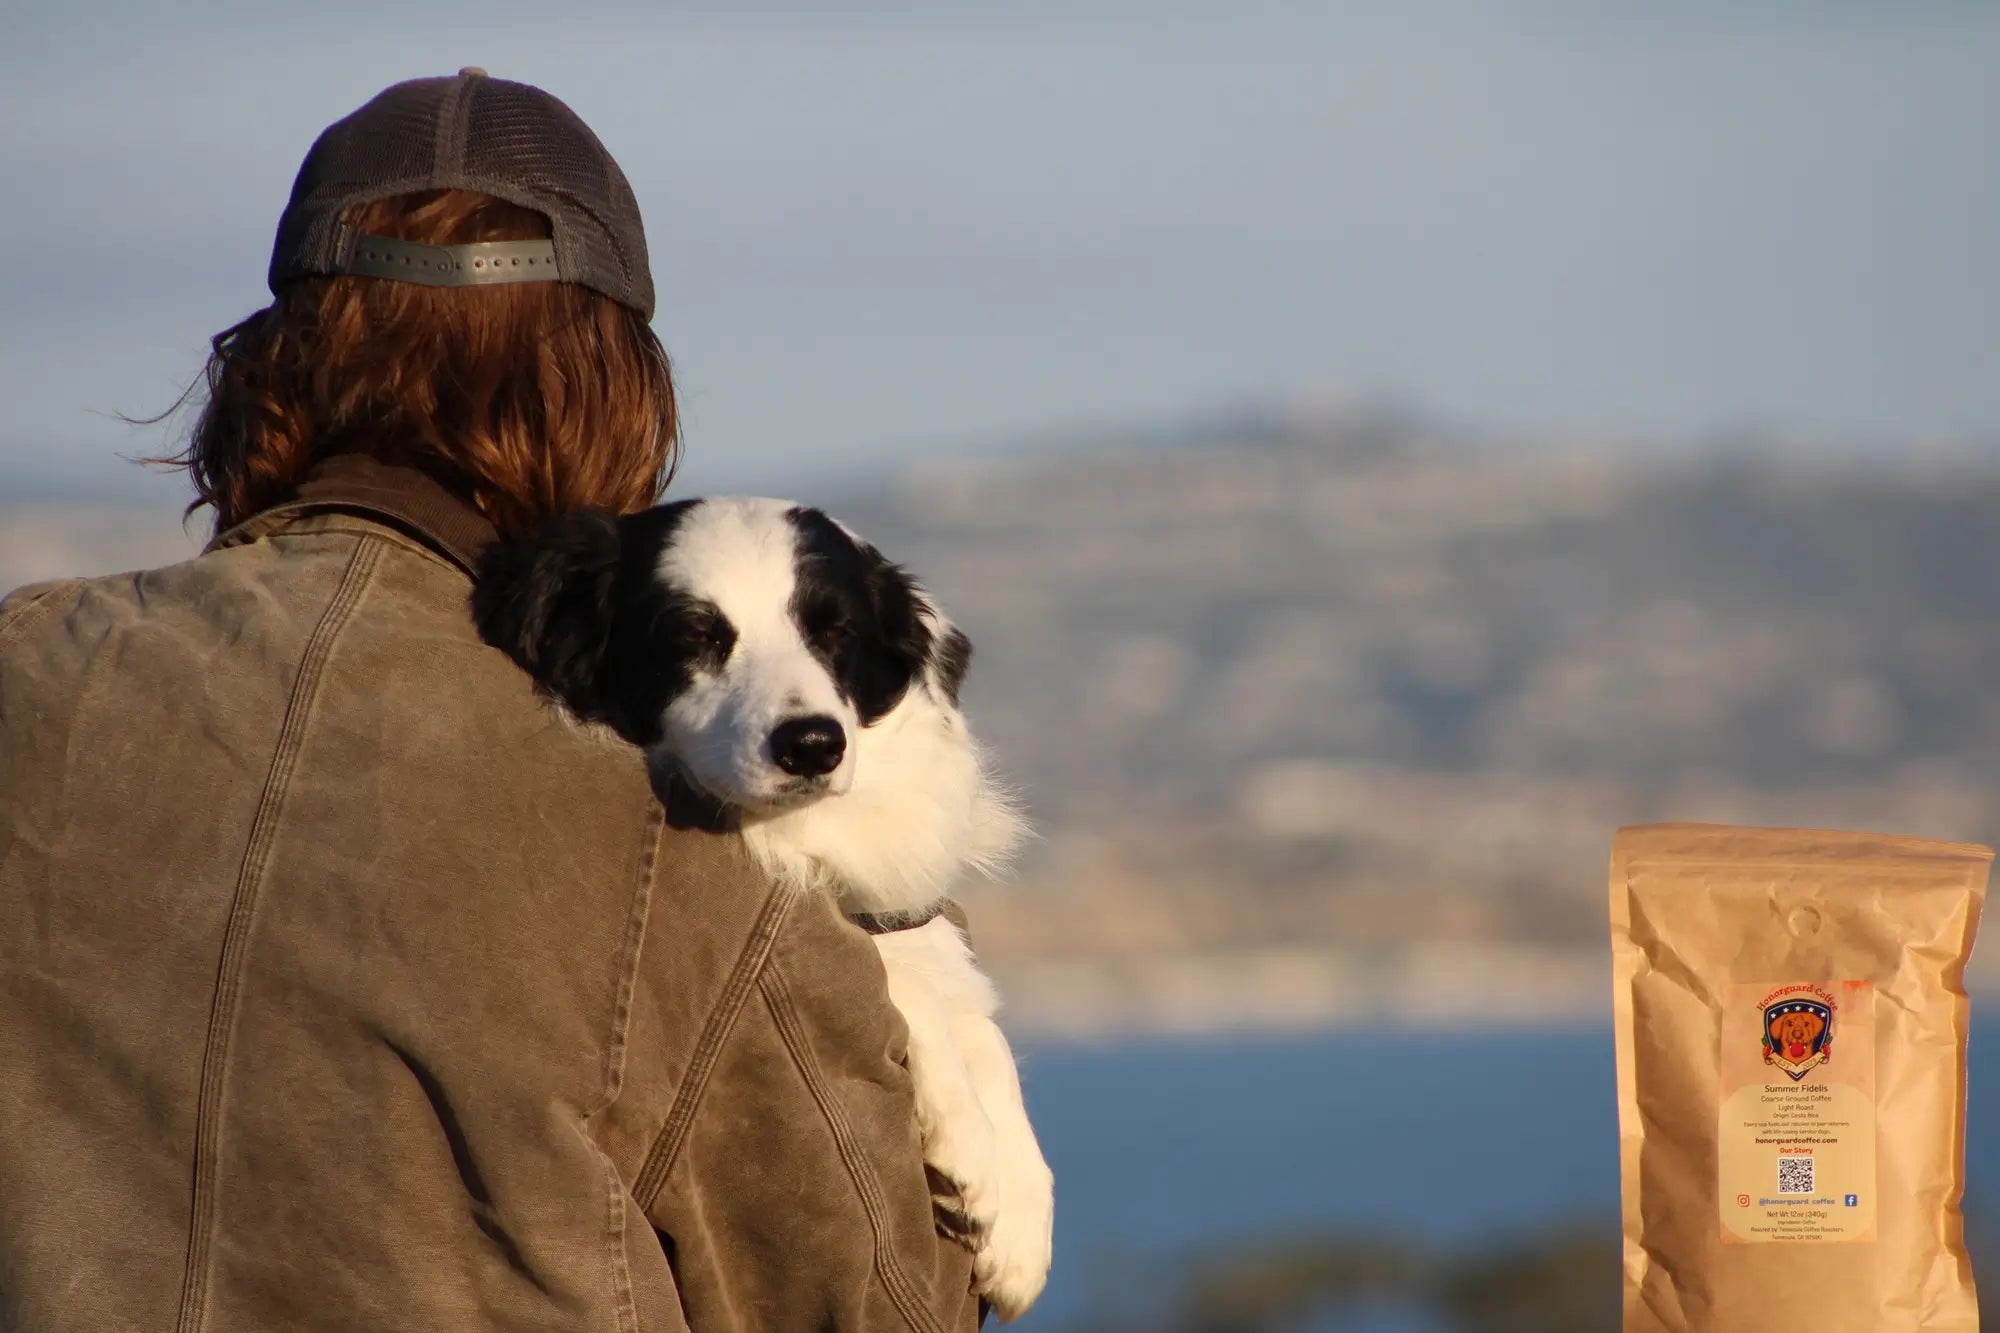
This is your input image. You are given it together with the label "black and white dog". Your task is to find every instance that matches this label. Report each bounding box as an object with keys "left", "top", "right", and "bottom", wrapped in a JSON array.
[{"left": 472, "top": 497, "right": 1053, "bottom": 1319}]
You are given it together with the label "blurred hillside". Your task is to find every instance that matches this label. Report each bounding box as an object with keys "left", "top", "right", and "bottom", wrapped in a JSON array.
[
  {"left": 8, "top": 410, "right": 2000, "bottom": 1036},
  {"left": 837, "top": 406, "right": 2000, "bottom": 1035}
]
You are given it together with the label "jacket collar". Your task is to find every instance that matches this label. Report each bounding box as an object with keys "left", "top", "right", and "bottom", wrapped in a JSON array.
[{"left": 207, "top": 454, "right": 498, "bottom": 577}]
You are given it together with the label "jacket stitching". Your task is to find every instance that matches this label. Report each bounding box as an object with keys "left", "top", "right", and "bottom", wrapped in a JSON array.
[
  {"left": 289, "top": 522, "right": 454, "bottom": 570},
  {"left": 759, "top": 961, "right": 949, "bottom": 1333},
  {"left": 172, "top": 537, "right": 383, "bottom": 1333},
  {"left": 630, "top": 880, "right": 796, "bottom": 1211},
  {"left": 605, "top": 1149, "right": 638, "bottom": 1333},
  {"left": 0, "top": 580, "right": 84, "bottom": 656},
  {"left": 583, "top": 801, "right": 665, "bottom": 1121},
  {"left": 587, "top": 803, "right": 664, "bottom": 1333},
  {"left": 234, "top": 517, "right": 462, "bottom": 576}
]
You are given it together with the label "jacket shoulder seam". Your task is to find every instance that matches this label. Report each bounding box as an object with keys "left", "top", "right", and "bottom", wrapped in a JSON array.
[
  {"left": 0, "top": 579, "right": 85, "bottom": 656},
  {"left": 757, "top": 959, "right": 950, "bottom": 1333},
  {"left": 173, "top": 536, "right": 385, "bottom": 1333},
  {"left": 631, "top": 879, "right": 797, "bottom": 1210}
]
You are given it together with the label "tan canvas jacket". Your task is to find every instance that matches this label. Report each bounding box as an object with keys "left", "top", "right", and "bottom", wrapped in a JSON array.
[{"left": 0, "top": 456, "right": 981, "bottom": 1333}]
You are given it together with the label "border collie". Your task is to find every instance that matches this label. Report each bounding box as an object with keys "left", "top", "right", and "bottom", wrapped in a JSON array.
[{"left": 472, "top": 497, "right": 1054, "bottom": 1319}]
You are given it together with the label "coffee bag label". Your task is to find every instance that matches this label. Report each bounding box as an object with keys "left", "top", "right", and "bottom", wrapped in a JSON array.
[{"left": 1718, "top": 980, "right": 1877, "bottom": 1244}]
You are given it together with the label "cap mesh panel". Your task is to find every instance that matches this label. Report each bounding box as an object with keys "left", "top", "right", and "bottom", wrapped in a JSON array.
[{"left": 268, "top": 74, "right": 653, "bottom": 316}]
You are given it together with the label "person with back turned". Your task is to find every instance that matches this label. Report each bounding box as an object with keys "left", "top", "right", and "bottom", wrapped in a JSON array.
[{"left": 0, "top": 69, "right": 983, "bottom": 1332}]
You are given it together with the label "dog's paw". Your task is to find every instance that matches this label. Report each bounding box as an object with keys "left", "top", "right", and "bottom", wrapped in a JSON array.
[
  {"left": 920, "top": 1100, "right": 1002, "bottom": 1243},
  {"left": 969, "top": 1149, "right": 1054, "bottom": 1322}
]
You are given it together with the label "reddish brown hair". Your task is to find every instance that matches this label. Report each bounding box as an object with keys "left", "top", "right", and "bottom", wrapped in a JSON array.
[{"left": 162, "top": 190, "right": 676, "bottom": 539}]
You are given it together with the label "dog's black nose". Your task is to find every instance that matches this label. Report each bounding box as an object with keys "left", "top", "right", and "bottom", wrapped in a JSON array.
[{"left": 770, "top": 716, "right": 846, "bottom": 777}]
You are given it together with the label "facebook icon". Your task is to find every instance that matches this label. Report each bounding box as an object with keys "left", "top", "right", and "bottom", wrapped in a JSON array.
[{"left": 1845, "top": 1194, "right": 1859, "bottom": 1207}]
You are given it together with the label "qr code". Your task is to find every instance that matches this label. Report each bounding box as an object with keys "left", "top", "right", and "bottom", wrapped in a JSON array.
[{"left": 1778, "top": 1156, "right": 1814, "bottom": 1195}]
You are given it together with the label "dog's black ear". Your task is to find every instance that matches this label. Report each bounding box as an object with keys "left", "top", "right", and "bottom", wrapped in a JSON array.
[
  {"left": 861, "top": 547, "right": 935, "bottom": 685},
  {"left": 852, "top": 534, "right": 974, "bottom": 706},
  {"left": 471, "top": 508, "right": 623, "bottom": 716},
  {"left": 931, "top": 625, "right": 973, "bottom": 706}
]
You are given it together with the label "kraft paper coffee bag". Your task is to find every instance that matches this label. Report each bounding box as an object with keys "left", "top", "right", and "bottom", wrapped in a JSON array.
[{"left": 1610, "top": 823, "right": 1988, "bottom": 1333}]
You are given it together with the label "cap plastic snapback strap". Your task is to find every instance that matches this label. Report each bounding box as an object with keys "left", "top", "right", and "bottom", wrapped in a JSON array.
[{"left": 333, "top": 232, "right": 561, "bottom": 288}]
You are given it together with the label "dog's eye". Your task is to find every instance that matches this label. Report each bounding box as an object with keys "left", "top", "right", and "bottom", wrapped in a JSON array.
[
  {"left": 679, "top": 606, "right": 734, "bottom": 659},
  {"left": 808, "top": 620, "right": 855, "bottom": 659},
  {"left": 798, "top": 597, "right": 851, "bottom": 651}
]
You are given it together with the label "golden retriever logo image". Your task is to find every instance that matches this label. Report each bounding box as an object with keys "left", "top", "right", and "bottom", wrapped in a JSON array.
[{"left": 1763, "top": 999, "right": 1834, "bottom": 1080}]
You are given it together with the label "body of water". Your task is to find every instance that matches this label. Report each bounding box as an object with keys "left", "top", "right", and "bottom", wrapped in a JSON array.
[{"left": 1016, "top": 1018, "right": 2000, "bottom": 1327}]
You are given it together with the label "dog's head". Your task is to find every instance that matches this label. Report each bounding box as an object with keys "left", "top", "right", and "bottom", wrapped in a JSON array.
[
  {"left": 472, "top": 497, "right": 972, "bottom": 813},
  {"left": 1771, "top": 1011, "right": 1826, "bottom": 1057}
]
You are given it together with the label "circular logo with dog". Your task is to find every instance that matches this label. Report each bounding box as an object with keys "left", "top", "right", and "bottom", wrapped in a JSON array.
[{"left": 1761, "top": 987, "right": 1835, "bottom": 1081}]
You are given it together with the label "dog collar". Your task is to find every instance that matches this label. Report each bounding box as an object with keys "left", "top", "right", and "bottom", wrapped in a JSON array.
[{"left": 848, "top": 905, "right": 947, "bottom": 935}]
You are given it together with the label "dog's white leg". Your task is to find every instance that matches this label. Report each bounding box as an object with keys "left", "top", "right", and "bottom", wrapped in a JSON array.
[
  {"left": 874, "top": 917, "right": 1053, "bottom": 1321},
  {"left": 875, "top": 935, "right": 1002, "bottom": 1240},
  {"left": 953, "top": 1011, "right": 1054, "bottom": 1322}
]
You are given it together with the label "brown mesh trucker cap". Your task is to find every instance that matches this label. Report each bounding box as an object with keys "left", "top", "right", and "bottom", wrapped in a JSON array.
[{"left": 268, "top": 68, "right": 654, "bottom": 318}]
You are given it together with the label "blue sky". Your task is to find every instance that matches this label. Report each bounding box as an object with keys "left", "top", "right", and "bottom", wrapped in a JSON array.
[{"left": 3, "top": 2, "right": 1996, "bottom": 499}]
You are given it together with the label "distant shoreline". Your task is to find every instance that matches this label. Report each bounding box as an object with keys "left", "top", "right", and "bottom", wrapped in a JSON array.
[
  {"left": 992, "top": 943, "right": 1612, "bottom": 1042},
  {"left": 994, "top": 945, "right": 2000, "bottom": 1044}
]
